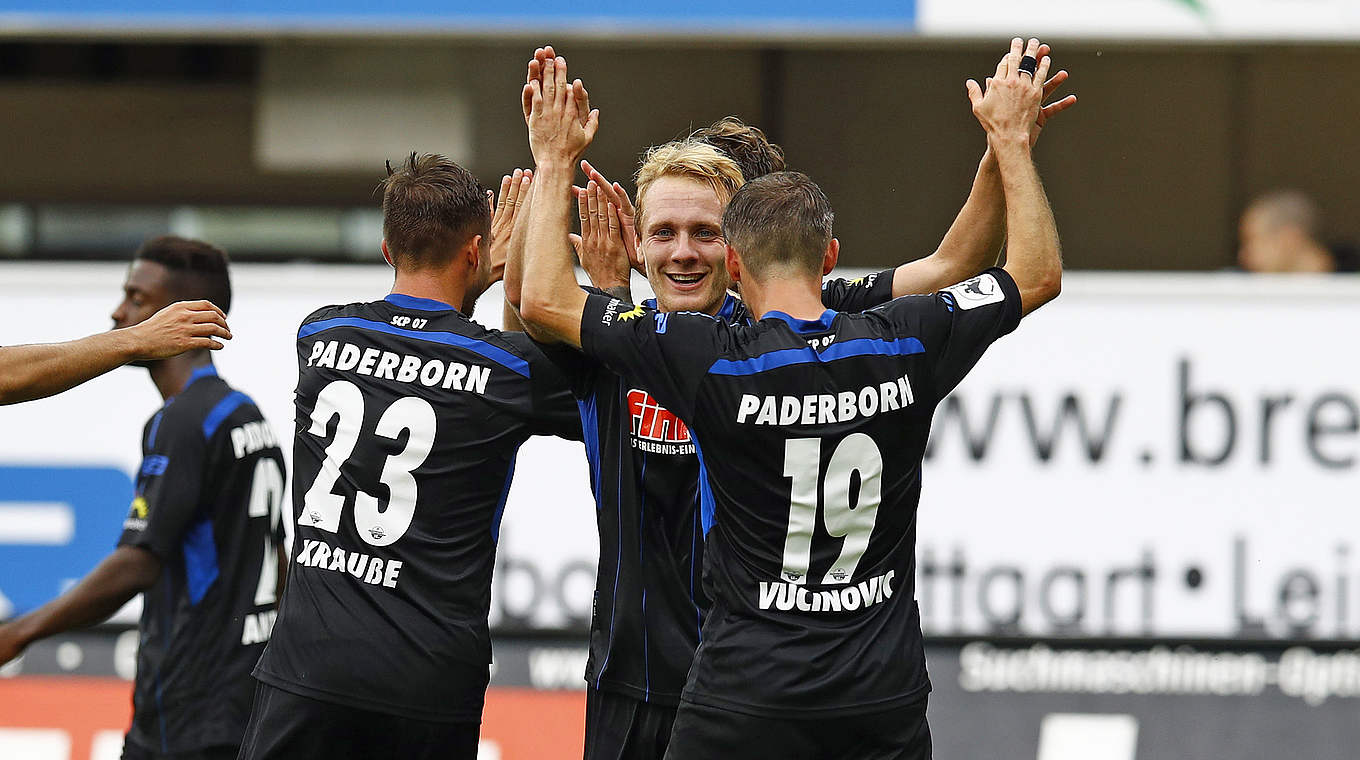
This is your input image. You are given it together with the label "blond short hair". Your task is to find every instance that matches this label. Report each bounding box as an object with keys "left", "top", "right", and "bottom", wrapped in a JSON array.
[{"left": 634, "top": 140, "right": 745, "bottom": 230}]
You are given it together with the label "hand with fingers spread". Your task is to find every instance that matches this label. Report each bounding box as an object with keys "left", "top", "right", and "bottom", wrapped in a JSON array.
[
  {"left": 489, "top": 168, "right": 533, "bottom": 283},
  {"left": 580, "top": 159, "right": 642, "bottom": 272},
  {"left": 570, "top": 180, "right": 633, "bottom": 293},
  {"left": 967, "top": 37, "right": 1048, "bottom": 149},
  {"left": 524, "top": 51, "right": 599, "bottom": 167}
]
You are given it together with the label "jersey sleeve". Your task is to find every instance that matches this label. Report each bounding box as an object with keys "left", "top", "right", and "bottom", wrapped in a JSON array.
[
  {"left": 499, "top": 332, "right": 585, "bottom": 441},
  {"left": 869, "top": 266, "right": 1023, "bottom": 400},
  {"left": 821, "top": 268, "right": 896, "bottom": 312},
  {"left": 578, "top": 293, "right": 728, "bottom": 421},
  {"left": 526, "top": 284, "right": 611, "bottom": 398},
  {"left": 118, "top": 406, "right": 208, "bottom": 561}
]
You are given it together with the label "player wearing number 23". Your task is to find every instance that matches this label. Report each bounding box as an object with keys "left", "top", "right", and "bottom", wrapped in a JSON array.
[
  {"left": 243, "top": 154, "right": 580, "bottom": 759},
  {"left": 518, "top": 43, "right": 1062, "bottom": 758},
  {"left": 0, "top": 237, "right": 286, "bottom": 760}
]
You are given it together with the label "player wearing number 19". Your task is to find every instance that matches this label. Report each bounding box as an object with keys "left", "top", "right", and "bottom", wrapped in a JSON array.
[
  {"left": 0, "top": 236, "right": 287, "bottom": 760},
  {"left": 241, "top": 153, "right": 580, "bottom": 760},
  {"left": 519, "top": 40, "right": 1063, "bottom": 758}
]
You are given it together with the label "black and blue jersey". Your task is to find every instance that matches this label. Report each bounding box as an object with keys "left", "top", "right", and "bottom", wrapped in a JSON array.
[
  {"left": 576, "top": 268, "right": 1021, "bottom": 717},
  {"left": 542, "top": 271, "right": 896, "bottom": 706},
  {"left": 253, "top": 294, "right": 580, "bottom": 723},
  {"left": 118, "top": 365, "right": 286, "bottom": 754}
]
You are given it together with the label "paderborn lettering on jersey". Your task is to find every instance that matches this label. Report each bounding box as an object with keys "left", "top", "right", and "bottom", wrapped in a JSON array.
[
  {"left": 306, "top": 339, "right": 491, "bottom": 394},
  {"left": 736, "top": 372, "right": 916, "bottom": 426}
]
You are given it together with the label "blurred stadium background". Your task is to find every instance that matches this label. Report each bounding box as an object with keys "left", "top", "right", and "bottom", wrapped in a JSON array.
[{"left": 2, "top": 2, "right": 1359, "bottom": 758}]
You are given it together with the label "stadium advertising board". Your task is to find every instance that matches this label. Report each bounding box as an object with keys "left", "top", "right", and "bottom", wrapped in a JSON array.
[
  {"left": 5, "top": 0, "right": 1359, "bottom": 39},
  {"left": 4, "top": 633, "right": 1358, "bottom": 759},
  {"left": 916, "top": 0, "right": 1360, "bottom": 40},
  {"left": 1, "top": 264, "right": 1358, "bottom": 642},
  {"left": 0, "top": 0, "right": 915, "bottom": 36}
]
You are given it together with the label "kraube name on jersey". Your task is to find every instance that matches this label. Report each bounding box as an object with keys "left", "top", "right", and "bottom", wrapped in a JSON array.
[
  {"left": 306, "top": 338, "right": 492, "bottom": 395},
  {"left": 736, "top": 372, "right": 916, "bottom": 426},
  {"left": 294, "top": 538, "right": 403, "bottom": 589}
]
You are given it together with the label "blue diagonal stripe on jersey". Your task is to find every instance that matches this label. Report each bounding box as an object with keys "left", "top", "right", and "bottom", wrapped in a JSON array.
[
  {"left": 202, "top": 391, "right": 251, "bottom": 438},
  {"left": 298, "top": 317, "right": 531, "bottom": 377},
  {"left": 707, "top": 337, "right": 925, "bottom": 376}
]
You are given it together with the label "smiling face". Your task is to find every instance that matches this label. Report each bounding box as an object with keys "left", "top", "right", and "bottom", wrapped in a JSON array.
[{"left": 637, "top": 175, "right": 732, "bottom": 315}]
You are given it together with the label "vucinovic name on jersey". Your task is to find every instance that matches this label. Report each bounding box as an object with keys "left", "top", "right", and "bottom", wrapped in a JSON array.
[
  {"left": 736, "top": 372, "right": 916, "bottom": 426},
  {"left": 305, "top": 339, "right": 491, "bottom": 394},
  {"left": 758, "top": 570, "right": 897, "bottom": 614}
]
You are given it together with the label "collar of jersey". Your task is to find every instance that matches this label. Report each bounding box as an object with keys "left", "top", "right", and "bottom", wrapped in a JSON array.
[
  {"left": 385, "top": 293, "right": 456, "bottom": 312},
  {"left": 164, "top": 363, "right": 217, "bottom": 403},
  {"left": 762, "top": 309, "right": 838, "bottom": 334},
  {"left": 187, "top": 364, "right": 218, "bottom": 386},
  {"left": 642, "top": 293, "right": 741, "bottom": 322}
]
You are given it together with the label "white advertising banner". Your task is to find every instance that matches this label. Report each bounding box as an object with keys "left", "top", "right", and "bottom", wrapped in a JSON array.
[
  {"left": 1, "top": 263, "right": 1357, "bottom": 640},
  {"left": 917, "top": 0, "right": 1360, "bottom": 41}
]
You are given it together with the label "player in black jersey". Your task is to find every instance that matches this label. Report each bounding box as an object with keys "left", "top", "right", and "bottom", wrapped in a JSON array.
[
  {"left": 241, "top": 154, "right": 580, "bottom": 760},
  {"left": 0, "top": 236, "right": 286, "bottom": 760},
  {"left": 518, "top": 41, "right": 1063, "bottom": 758},
  {"left": 507, "top": 45, "right": 1075, "bottom": 760}
]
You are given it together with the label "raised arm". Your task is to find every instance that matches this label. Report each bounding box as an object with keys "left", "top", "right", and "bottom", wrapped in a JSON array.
[
  {"left": 0, "top": 300, "right": 231, "bottom": 405},
  {"left": 967, "top": 38, "right": 1063, "bottom": 316},
  {"left": 892, "top": 42, "right": 1075, "bottom": 298},
  {"left": 519, "top": 51, "right": 599, "bottom": 347},
  {"left": 0, "top": 545, "right": 161, "bottom": 664}
]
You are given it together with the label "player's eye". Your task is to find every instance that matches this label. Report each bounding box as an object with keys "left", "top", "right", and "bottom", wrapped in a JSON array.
[{"left": 653, "top": 228, "right": 674, "bottom": 239}]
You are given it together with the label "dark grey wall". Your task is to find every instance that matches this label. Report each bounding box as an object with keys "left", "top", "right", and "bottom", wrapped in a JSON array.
[{"left": 0, "top": 40, "right": 1356, "bottom": 270}]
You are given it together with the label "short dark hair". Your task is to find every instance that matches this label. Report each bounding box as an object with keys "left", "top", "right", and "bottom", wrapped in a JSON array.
[
  {"left": 722, "top": 171, "right": 833, "bottom": 278},
  {"left": 134, "top": 236, "right": 232, "bottom": 314},
  {"left": 691, "top": 116, "right": 786, "bottom": 181},
  {"left": 381, "top": 152, "right": 490, "bottom": 269}
]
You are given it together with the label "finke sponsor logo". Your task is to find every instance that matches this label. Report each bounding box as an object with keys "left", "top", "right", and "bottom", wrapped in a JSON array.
[{"left": 627, "top": 389, "right": 694, "bottom": 455}]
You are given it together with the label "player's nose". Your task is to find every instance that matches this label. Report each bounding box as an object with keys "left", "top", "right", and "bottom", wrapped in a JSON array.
[{"left": 670, "top": 235, "right": 701, "bottom": 263}]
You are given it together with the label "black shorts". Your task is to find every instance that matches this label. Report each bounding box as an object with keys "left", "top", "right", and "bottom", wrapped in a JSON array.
[
  {"left": 584, "top": 687, "right": 678, "bottom": 760},
  {"left": 236, "top": 681, "right": 481, "bottom": 760},
  {"left": 663, "top": 696, "right": 931, "bottom": 760},
  {"left": 121, "top": 742, "right": 238, "bottom": 760}
]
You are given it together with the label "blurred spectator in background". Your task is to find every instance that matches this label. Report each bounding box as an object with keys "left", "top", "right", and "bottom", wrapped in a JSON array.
[{"left": 1237, "top": 190, "right": 1359, "bottom": 273}]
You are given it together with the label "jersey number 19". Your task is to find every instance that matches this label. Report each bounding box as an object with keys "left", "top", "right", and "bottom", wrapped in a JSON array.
[{"left": 780, "top": 433, "right": 883, "bottom": 586}]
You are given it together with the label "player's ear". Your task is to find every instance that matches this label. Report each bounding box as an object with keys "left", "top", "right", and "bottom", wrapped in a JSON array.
[
  {"left": 465, "top": 234, "right": 484, "bottom": 272},
  {"left": 822, "top": 238, "right": 839, "bottom": 276},
  {"left": 725, "top": 245, "right": 742, "bottom": 284},
  {"left": 380, "top": 239, "right": 394, "bottom": 269}
]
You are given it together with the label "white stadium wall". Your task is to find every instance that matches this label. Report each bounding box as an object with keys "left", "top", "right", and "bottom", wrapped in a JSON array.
[
  {"left": 3, "top": 263, "right": 1360, "bottom": 759},
  {"left": 2, "top": 262, "right": 1357, "bottom": 640}
]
